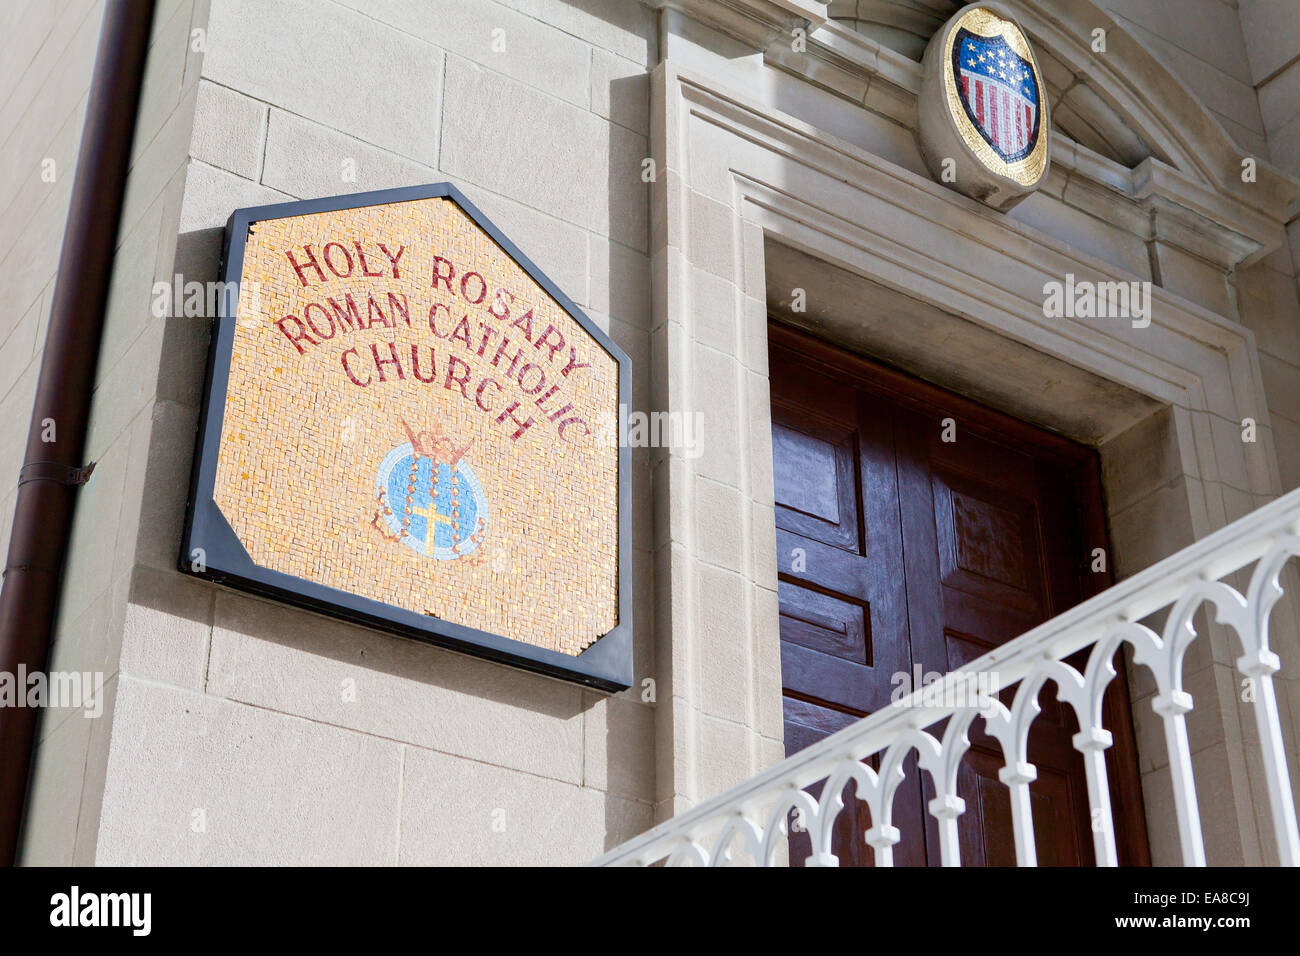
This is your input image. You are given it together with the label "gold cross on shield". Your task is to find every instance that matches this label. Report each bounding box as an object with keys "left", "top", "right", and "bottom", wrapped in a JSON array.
[{"left": 412, "top": 500, "right": 453, "bottom": 555}]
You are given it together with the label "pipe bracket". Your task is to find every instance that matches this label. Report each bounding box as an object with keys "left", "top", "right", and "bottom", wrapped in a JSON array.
[{"left": 17, "top": 460, "right": 97, "bottom": 488}]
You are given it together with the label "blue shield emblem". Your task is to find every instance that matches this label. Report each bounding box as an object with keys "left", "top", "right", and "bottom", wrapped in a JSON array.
[
  {"left": 952, "top": 29, "right": 1040, "bottom": 163},
  {"left": 376, "top": 440, "right": 489, "bottom": 560}
]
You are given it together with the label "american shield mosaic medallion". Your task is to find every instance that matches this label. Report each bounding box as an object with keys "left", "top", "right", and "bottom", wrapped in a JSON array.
[
  {"left": 918, "top": 3, "right": 1050, "bottom": 209},
  {"left": 181, "top": 184, "right": 632, "bottom": 689},
  {"left": 952, "top": 26, "right": 1040, "bottom": 164}
]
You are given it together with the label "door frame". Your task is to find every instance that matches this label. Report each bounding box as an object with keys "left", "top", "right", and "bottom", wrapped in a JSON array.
[{"left": 648, "top": 55, "right": 1295, "bottom": 863}]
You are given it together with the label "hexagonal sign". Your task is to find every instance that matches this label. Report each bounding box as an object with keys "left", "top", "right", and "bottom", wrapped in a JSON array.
[{"left": 182, "top": 184, "right": 631, "bottom": 689}]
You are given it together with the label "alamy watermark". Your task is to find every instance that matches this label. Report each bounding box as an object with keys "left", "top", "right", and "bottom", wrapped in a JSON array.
[
  {"left": 1043, "top": 273, "right": 1151, "bottom": 328},
  {"left": 152, "top": 273, "right": 262, "bottom": 322},
  {"left": 591, "top": 404, "right": 705, "bottom": 458},
  {"left": 0, "top": 667, "right": 104, "bottom": 717},
  {"left": 50, "top": 886, "right": 150, "bottom": 936},
  {"left": 891, "top": 665, "right": 1001, "bottom": 711}
]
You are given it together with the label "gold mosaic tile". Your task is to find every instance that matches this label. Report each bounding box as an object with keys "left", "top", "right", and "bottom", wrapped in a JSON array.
[
  {"left": 942, "top": 6, "right": 1047, "bottom": 186},
  {"left": 212, "top": 197, "right": 619, "bottom": 654}
]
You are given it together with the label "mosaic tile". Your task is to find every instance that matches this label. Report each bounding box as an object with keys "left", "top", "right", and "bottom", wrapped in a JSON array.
[{"left": 212, "top": 197, "right": 620, "bottom": 654}]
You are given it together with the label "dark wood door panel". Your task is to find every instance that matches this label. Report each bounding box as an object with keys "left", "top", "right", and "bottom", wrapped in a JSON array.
[
  {"left": 778, "top": 579, "right": 870, "bottom": 664},
  {"left": 770, "top": 322, "right": 1151, "bottom": 867},
  {"left": 772, "top": 414, "right": 861, "bottom": 552},
  {"left": 776, "top": 529, "right": 871, "bottom": 602},
  {"left": 943, "top": 599, "right": 1041, "bottom": 654},
  {"left": 784, "top": 697, "right": 874, "bottom": 868},
  {"left": 781, "top": 643, "right": 894, "bottom": 714},
  {"left": 932, "top": 469, "right": 1047, "bottom": 615},
  {"left": 769, "top": 351, "right": 857, "bottom": 419}
]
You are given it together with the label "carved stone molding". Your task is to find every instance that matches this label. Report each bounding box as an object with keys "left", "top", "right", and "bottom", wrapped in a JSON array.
[{"left": 646, "top": 0, "right": 1300, "bottom": 272}]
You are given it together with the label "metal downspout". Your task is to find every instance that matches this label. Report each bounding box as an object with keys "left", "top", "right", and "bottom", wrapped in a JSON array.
[{"left": 0, "top": 0, "right": 157, "bottom": 866}]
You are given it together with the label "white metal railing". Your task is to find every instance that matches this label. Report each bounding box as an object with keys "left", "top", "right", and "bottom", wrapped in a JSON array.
[{"left": 591, "top": 488, "right": 1300, "bottom": 867}]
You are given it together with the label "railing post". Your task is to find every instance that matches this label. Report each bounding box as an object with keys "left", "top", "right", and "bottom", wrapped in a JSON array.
[
  {"left": 1238, "top": 650, "right": 1300, "bottom": 865},
  {"left": 1073, "top": 727, "right": 1118, "bottom": 867},
  {"left": 1152, "top": 690, "right": 1207, "bottom": 867},
  {"left": 1243, "top": 541, "right": 1300, "bottom": 866},
  {"left": 929, "top": 795, "right": 965, "bottom": 866},
  {"left": 999, "top": 761, "right": 1039, "bottom": 867},
  {"left": 864, "top": 825, "right": 901, "bottom": 867}
]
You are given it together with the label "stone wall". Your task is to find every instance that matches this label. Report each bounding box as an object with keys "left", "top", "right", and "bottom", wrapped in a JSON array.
[
  {"left": 6, "top": 0, "right": 1300, "bottom": 866},
  {"left": 22, "top": 0, "right": 661, "bottom": 866},
  {"left": 1237, "top": 0, "right": 1300, "bottom": 493},
  {"left": 8, "top": 0, "right": 208, "bottom": 866}
]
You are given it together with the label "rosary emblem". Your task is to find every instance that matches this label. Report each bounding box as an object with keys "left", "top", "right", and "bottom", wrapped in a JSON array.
[{"left": 373, "top": 417, "right": 489, "bottom": 560}]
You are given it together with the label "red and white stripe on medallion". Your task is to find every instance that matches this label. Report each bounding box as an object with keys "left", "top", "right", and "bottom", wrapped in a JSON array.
[{"left": 959, "top": 70, "right": 1034, "bottom": 154}]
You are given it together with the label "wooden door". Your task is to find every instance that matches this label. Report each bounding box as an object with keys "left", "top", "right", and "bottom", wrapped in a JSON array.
[{"left": 770, "top": 324, "right": 1148, "bottom": 866}]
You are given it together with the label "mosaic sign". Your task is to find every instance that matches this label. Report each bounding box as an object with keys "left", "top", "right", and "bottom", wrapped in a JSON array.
[
  {"left": 182, "top": 184, "right": 631, "bottom": 689},
  {"left": 918, "top": 3, "right": 1049, "bottom": 210}
]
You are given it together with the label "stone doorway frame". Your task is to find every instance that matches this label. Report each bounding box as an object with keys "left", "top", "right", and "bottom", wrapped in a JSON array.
[{"left": 648, "top": 58, "right": 1300, "bottom": 865}]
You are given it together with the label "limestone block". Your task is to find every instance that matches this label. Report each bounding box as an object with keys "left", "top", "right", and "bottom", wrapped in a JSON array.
[
  {"left": 1259, "top": 352, "right": 1300, "bottom": 424},
  {"left": 206, "top": 592, "right": 586, "bottom": 784},
  {"left": 582, "top": 690, "right": 656, "bottom": 799},
  {"left": 261, "top": 109, "right": 434, "bottom": 199},
  {"left": 131, "top": 0, "right": 193, "bottom": 168},
  {"left": 694, "top": 474, "right": 746, "bottom": 574},
  {"left": 1108, "top": 476, "right": 1196, "bottom": 575},
  {"left": 1099, "top": 407, "right": 1185, "bottom": 514},
  {"left": 1258, "top": 58, "right": 1300, "bottom": 136},
  {"left": 695, "top": 563, "right": 749, "bottom": 724},
  {"left": 20, "top": 703, "right": 93, "bottom": 865},
  {"left": 590, "top": 236, "right": 651, "bottom": 329},
  {"left": 1236, "top": 262, "right": 1300, "bottom": 366},
  {"left": 1240, "top": 0, "right": 1300, "bottom": 87},
  {"left": 0, "top": 296, "right": 41, "bottom": 407},
  {"left": 398, "top": 746, "right": 652, "bottom": 865},
  {"left": 191, "top": 80, "right": 266, "bottom": 180},
  {"left": 440, "top": 59, "right": 647, "bottom": 249},
  {"left": 697, "top": 710, "right": 754, "bottom": 800},
  {"left": 465, "top": 183, "right": 591, "bottom": 307},
  {"left": 692, "top": 342, "right": 741, "bottom": 487},
  {"left": 689, "top": 267, "right": 736, "bottom": 355},
  {"left": 348, "top": 0, "right": 592, "bottom": 107},
  {"left": 96, "top": 678, "right": 402, "bottom": 865},
  {"left": 1273, "top": 412, "right": 1300, "bottom": 491},
  {"left": 1152, "top": 241, "right": 1231, "bottom": 316},
  {"left": 496, "top": 0, "right": 656, "bottom": 66},
  {"left": 178, "top": 160, "right": 290, "bottom": 233},
  {"left": 593, "top": 48, "right": 650, "bottom": 133},
  {"left": 119, "top": 566, "right": 213, "bottom": 691},
  {"left": 203, "top": 0, "right": 442, "bottom": 162}
]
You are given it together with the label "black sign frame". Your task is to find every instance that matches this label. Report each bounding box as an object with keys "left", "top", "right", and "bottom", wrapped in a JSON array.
[{"left": 180, "top": 183, "right": 633, "bottom": 691}]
